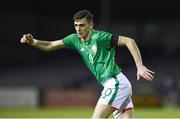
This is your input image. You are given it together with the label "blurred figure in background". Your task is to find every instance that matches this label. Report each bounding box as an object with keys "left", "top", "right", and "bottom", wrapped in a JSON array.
[{"left": 20, "top": 9, "right": 154, "bottom": 119}]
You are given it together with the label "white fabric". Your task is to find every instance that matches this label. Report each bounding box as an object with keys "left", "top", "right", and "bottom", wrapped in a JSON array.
[{"left": 97, "top": 73, "right": 134, "bottom": 111}]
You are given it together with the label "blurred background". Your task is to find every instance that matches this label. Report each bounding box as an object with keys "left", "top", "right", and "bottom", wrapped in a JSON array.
[{"left": 0, "top": 0, "right": 180, "bottom": 117}]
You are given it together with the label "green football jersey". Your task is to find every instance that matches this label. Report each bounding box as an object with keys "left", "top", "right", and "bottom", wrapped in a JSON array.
[{"left": 62, "top": 29, "right": 121, "bottom": 85}]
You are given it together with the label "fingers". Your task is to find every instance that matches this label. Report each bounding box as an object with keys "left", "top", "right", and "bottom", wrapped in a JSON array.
[
  {"left": 28, "top": 33, "right": 32, "bottom": 38},
  {"left": 137, "top": 69, "right": 155, "bottom": 81},
  {"left": 20, "top": 33, "right": 32, "bottom": 44},
  {"left": 137, "top": 74, "right": 140, "bottom": 80},
  {"left": 146, "top": 69, "right": 155, "bottom": 74},
  {"left": 146, "top": 70, "right": 154, "bottom": 79},
  {"left": 26, "top": 33, "right": 32, "bottom": 40},
  {"left": 20, "top": 35, "right": 27, "bottom": 43},
  {"left": 144, "top": 72, "right": 153, "bottom": 81},
  {"left": 138, "top": 74, "right": 151, "bottom": 81}
]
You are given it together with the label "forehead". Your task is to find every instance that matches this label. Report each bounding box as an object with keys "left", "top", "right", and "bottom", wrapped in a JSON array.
[{"left": 74, "top": 18, "right": 89, "bottom": 24}]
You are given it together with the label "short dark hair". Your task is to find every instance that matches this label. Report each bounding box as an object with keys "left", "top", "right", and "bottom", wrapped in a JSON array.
[{"left": 73, "top": 9, "right": 93, "bottom": 22}]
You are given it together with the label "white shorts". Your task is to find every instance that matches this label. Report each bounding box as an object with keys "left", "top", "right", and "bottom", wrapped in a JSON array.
[{"left": 97, "top": 72, "right": 133, "bottom": 111}]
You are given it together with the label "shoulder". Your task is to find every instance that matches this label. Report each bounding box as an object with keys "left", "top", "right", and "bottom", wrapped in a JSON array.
[
  {"left": 91, "top": 29, "right": 112, "bottom": 39},
  {"left": 93, "top": 29, "right": 112, "bottom": 41},
  {"left": 62, "top": 33, "right": 79, "bottom": 49},
  {"left": 93, "top": 29, "right": 111, "bottom": 35}
]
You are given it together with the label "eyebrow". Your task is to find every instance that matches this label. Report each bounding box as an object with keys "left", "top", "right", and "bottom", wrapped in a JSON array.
[{"left": 74, "top": 23, "right": 85, "bottom": 26}]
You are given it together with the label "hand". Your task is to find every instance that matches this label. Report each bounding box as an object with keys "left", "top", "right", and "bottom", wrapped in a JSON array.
[
  {"left": 137, "top": 65, "right": 155, "bottom": 81},
  {"left": 20, "top": 33, "right": 33, "bottom": 44}
]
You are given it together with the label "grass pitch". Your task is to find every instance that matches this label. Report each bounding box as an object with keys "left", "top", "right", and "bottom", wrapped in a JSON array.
[{"left": 0, "top": 107, "right": 180, "bottom": 118}]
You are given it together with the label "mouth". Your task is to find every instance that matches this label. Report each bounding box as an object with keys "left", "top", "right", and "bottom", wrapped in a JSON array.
[{"left": 77, "top": 32, "right": 82, "bottom": 36}]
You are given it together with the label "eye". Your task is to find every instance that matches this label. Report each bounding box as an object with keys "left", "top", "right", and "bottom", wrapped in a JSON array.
[{"left": 79, "top": 24, "right": 85, "bottom": 27}]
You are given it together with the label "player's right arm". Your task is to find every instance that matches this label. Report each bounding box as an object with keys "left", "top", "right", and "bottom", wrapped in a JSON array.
[{"left": 20, "top": 33, "right": 65, "bottom": 52}]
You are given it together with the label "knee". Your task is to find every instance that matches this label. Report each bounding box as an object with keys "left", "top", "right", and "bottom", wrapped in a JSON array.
[{"left": 92, "top": 110, "right": 111, "bottom": 119}]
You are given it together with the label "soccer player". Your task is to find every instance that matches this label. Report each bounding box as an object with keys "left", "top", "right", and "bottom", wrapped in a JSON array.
[{"left": 20, "top": 9, "right": 154, "bottom": 119}]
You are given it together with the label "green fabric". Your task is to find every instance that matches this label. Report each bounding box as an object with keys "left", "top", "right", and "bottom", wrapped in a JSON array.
[
  {"left": 63, "top": 29, "right": 121, "bottom": 85},
  {"left": 108, "top": 76, "right": 119, "bottom": 104}
]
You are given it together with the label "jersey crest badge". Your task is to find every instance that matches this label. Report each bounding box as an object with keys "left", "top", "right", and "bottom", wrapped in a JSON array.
[
  {"left": 81, "top": 48, "right": 85, "bottom": 52},
  {"left": 91, "top": 45, "right": 97, "bottom": 54}
]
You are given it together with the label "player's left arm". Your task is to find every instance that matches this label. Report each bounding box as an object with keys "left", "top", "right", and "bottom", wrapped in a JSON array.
[{"left": 117, "top": 36, "right": 155, "bottom": 81}]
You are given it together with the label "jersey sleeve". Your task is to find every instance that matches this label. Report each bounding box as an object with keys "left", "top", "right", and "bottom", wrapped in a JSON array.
[
  {"left": 111, "top": 35, "right": 119, "bottom": 47},
  {"left": 99, "top": 31, "right": 119, "bottom": 48},
  {"left": 62, "top": 34, "right": 76, "bottom": 51}
]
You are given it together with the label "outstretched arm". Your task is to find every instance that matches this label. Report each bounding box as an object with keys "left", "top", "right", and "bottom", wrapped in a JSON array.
[
  {"left": 20, "top": 33, "right": 65, "bottom": 52},
  {"left": 117, "top": 36, "right": 155, "bottom": 81}
]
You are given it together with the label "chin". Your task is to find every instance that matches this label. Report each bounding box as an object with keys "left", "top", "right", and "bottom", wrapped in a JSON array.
[{"left": 78, "top": 35, "right": 83, "bottom": 38}]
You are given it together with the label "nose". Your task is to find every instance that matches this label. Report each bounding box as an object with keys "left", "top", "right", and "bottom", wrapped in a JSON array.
[{"left": 76, "top": 26, "right": 81, "bottom": 31}]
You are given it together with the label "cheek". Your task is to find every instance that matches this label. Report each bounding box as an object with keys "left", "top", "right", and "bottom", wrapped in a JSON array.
[
  {"left": 74, "top": 26, "right": 76, "bottom": 30},
  {"left": 83, "top": 27, "right": 90, "bottom": 32}
]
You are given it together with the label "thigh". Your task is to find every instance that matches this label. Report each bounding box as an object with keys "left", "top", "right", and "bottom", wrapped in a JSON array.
[
  {"left": 113, "top": 97, "right": 134, "bottom": 118},
  {"left": 114, "top": 108, "right": 133, "bottom": 119},
  {"left": 92, "top": 103, "right": 115, "bottom": 118}
]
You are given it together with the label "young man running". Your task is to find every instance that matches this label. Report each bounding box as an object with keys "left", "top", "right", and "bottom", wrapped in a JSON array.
[{"left": 20, "top": 9, "right": 154, "bottom": 119}]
